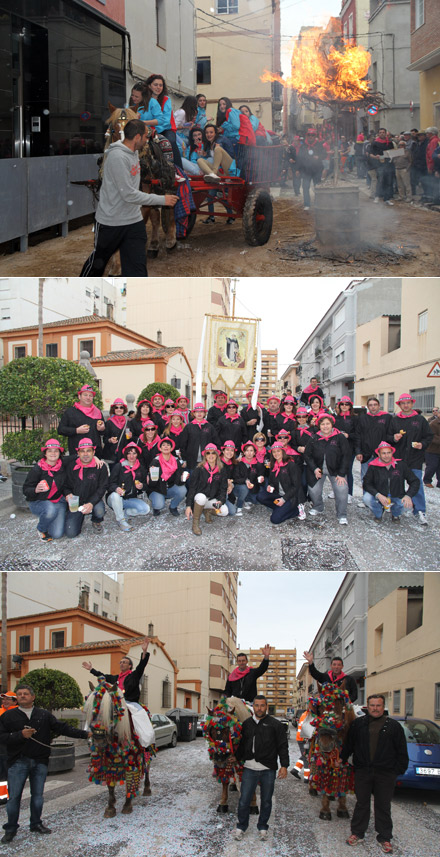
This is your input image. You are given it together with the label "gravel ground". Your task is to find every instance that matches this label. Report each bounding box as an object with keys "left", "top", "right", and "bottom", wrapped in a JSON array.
[
  {"left": 0, "top": 469, "right": 439, "bottom": 571},
  {"left": 2, "top": 735, "right": 439, "bottom": 857}
]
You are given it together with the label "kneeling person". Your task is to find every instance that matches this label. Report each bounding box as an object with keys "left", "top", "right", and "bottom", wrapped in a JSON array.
[
  {"left": 185, "top": 444, "right": 228, "bottom": 535},
  {"left": 106, "top": 442, "right": 150, "bottom": 531},
  {"left": 147, "top": 437, "right": 188, "bottom": 517},
  {"left": 63, "top": 439, "right": 108, "bottom": 538},
  {"left": 362, "top": 441, "right": 419, "bottom": 523}
]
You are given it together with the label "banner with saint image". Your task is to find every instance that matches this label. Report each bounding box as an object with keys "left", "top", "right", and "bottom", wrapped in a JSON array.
[{"left": 206, "top": 315, "right": 259, "bottom": 394}]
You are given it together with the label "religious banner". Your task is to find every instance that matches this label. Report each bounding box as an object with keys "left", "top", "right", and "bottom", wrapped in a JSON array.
[{"left": 205, "top": 315, "right": 259, "bottom": 395}]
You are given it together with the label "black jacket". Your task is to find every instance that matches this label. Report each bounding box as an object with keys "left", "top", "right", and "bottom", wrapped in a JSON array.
[
  {"left": 23, "top": 461, "right": 66, "bottom": 504},
  {"left": 207, "top": 405, "right": 227, "bottom": 427},
  {"left": 362, "top": 458, "right": 420, "bottom": 500},
  {"left": 412, "top": 138, "right": 428, "bottom": 173},
  {"left": 309, "top": 663, "right": 358, "bottom": 702},
  {"left": 146, "top": 455, "right": 186, "bottom": 497},
  {"left": 186, "top": 465, "right": 228, "bottom": 507},
  {"left": 240, "top": 406, "right": 266, "bottom": 442},
  {"left": 106, "top": 460, "right": 148, "bottom": 500},
  {"left": 355, "top": 411, "right": 394, "bottom": 462},
  {"left": 341, "top": 715, "right": 409, "bottom": 774},
  {"left": 265, "top": 410, "right": 280, "bottom": 441},
  {"left": 216, "top": 415, "right": 247, "bottom": 449},
  {"left": 63, "top": 457, "right": 108, "bottom": 506},
  {"left": 267, "top": 460, "right": 301, "bottom": 504},
  {"left": 139, "top": 438, "right": 161, "bottom": 470},
  {"left": 224, "top": 658, "right": 269, "bottom": 702},
  {"left": 58, "top": 405, "right": 105, "bottom": 457},
  {"left": 128, "top": 414, "right": 165, "bottom": 441},
  {"left": 234, "top": 459, "right": 266, "bottom": 494},
  {"left": 90, "top": 652, "right": 150, "bottom": 704},
  {"left": 296, "top": 142, "right": 325, "bottom": 176},
  {"left": 275, "top": 413, "right": 297, "bottom": 436},
  {"left": 305, "top": 431, "right": 351, "bottom": 486},
  {"left": 179, "top": 421, "right": 220, "bottom": 470},
  {"left": 389, "top": 413, "right": 433, "bottom": 470},
  {"left": 0, "top": 707, "right": 88, "bottom": 766},
  {"left": 300, "top": 386, "right": 324, "bottom": 406},
  {"left": 236, "top": 713, "right": 290, "bottom": 770},
  {"left": 334, "top": 413, "right": 358, "bottom": 452},
  {"left": 102, "top": 418, "right": 130, "bottom": 462},
  {"left": 292, "top": 426, "right": 315, "bottom": 452}
]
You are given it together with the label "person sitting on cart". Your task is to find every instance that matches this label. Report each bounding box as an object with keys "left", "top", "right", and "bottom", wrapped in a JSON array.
[{"left": 239, "top": 105, "right": 272, "bottom": 146}]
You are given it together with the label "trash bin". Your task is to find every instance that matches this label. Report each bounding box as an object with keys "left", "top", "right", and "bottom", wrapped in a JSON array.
[{"left": 166, "top": 708, "right": 199, "bottom": 742}]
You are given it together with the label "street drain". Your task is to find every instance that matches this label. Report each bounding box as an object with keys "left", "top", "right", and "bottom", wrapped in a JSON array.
[
  {"left": 0, "top": 556, "right": 68, "bottom": 570},
  {"left": 281, "top": 539, "right": 359, "bottom": 570}
]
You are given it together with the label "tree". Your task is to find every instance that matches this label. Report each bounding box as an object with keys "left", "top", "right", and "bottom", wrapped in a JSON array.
[
  {"left": 0, "top": 357, "right": 103, "bottom": 431},
  {"left": 2, "top": 428, "right": 66, "bottom": 466},
  {"left": 137, "top": 382, "right": 180, "bottom": 404},
  {"left": 16, "top": 668, "right": 84, "bottom": 712}
]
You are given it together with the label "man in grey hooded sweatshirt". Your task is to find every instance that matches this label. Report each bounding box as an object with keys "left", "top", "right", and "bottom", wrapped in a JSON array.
[{"left": 81, "top": 119, "right": 178, "bottom": 277}]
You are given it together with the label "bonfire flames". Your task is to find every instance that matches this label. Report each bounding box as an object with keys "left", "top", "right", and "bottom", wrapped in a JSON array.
[{"left": 262, "top": 38, "right": 372, "bottom": 104}]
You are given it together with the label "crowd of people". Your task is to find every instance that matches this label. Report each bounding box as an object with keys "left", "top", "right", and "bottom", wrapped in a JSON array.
[
  {"left": 21, "top": 380, "right": 438, "bottom": 542},
  {"left": 280, "top": 125, "right": 440, "bottom": 209}
]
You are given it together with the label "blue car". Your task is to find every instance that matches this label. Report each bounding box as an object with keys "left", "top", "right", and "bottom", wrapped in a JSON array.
[{"left": 393, "top": 717, "right": 440, "bottom": 790}]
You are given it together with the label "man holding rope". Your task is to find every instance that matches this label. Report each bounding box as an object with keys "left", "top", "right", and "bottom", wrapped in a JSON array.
[{"left": 0, "top": 685, "right": 90, "bottom": 843}]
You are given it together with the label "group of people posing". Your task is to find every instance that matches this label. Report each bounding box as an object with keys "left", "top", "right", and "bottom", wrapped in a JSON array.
[{"left": 22, "top": 380, "right": 437, "bottom": 541}]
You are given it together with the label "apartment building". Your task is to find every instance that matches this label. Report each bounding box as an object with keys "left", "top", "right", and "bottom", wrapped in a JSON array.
[
  {"left": 121, "top": 572, "right": 238, "bottom": 713},
  {"left": 280, "top": 362, "right": 300, "bottom": 398},
  {"left": 7, "top": 572, "right": 121, "bottom": 623},
  {"left": 244, "top": 647, "right": 297, "bottom": 716},
  {"left": 408, "top": 0, "right": 440, "bottom": 128}
]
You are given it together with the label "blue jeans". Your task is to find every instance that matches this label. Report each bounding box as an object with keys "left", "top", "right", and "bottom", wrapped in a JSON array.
[
  {"left": 301, "top": 173, "right": 320, "bottom": 207},
  {"left": 363, "top": 492, "right": 404, "bottom": 519},
  {"left": 410, "top": 468, "right": 425, "bottom": 514},
  {"left": 237, "top": 767, "right": 276, "bottom": 831},
  {"left": 28, "top": 498, "right": 67, "bottom": 539},
  {"left": 257, "top": 487, "right": 299, "bottom": 524},
  {"left": 149, "top": 484, "right": 187, "bottom": 510},
  {"left": 65, "top": 499, "right": 106, "bottom": 538},
  {"left": 233, "top": 483, "right": 248, "bottom": 509},
  {"left": 107, "top": 493, "right": 150, "bottom": 521},
  {"left": 360, "top": 455, "right": 374, "bottom": 482},
  {"left": 424, "top": 452, "right": 440, "bottom": 485},
  {"left": 4, "top": 757, "right": 48, "bottom": 832}
]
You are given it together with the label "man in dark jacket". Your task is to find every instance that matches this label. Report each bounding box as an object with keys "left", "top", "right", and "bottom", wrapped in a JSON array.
[
  {"left": 224, "top": 646, "right": 270, "bottom": 703},
  {"left": 341, "top": 694, "right": 408, "bottom": 852},
  {"left": 296, "top": 129, "right": 325, "bottom": 210},
  {"left": 369, "top": 128, "right": 395, "bottom": 204},
  {"left": 63, "top": 438, "right": 109, "bottom": 537},
  {"left": 0, "top": 685, "right": 89, "bottom": 843},
  {"left": 233, "top": 694, "right": 289, "bottom": 841},
  {"left": 58, "top": 384, "right": 105, "bottom": 457},
  {"left": 355, "top": 398, "right": 394, "bottom": 507},
  {"left": 303, "top": 652, "right": 358, "bottom": 702},
  {"left": 207, "top": 391, "right": 228, "bottom": 427},
  {"left": 390, "top": 393, "right": 433, "bottom": 526},
  {"left": 362, "top": 441, "right": 420, "bottom": 523}
]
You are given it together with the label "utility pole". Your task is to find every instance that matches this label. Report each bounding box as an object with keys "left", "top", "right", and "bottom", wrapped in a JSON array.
[
  {"left": 1, "top": 574, "right": 7, "bottom": 693},
  {"left": 38, "top": 278, "right": 44, "bottom": 357}
]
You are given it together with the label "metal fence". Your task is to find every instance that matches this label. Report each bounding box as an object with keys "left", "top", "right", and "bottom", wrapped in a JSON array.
[
  {"left": 0, "top": 415, "right": 59, "bottom": 451},
  {"left": 0, "top": 154, "right": 101, "bottom": 250}
]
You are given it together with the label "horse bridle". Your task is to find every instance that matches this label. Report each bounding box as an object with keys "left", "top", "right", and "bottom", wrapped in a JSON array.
[{"left": 106, "top": 109, "right": 130, "bottom": 143}]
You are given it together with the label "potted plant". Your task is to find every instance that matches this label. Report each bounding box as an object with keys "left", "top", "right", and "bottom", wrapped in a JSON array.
[{"left": 16, "top": 668, "right": 85, "bottom": 773}]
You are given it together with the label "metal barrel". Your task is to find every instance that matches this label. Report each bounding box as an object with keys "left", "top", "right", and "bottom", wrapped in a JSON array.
[{"left": 314, "top": 186, "right": 360, "bottom": 247}]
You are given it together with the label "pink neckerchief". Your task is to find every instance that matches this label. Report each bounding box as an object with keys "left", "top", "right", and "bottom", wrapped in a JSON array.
[
  {"left": 298, "top": 426, "right": 312, "bottom": 437},
  {"left": 193, "top": 418, "right": 208, "bottom": 427},
  {"left": 328, "top": 669, "right": 346, "bottom": 682},
  {"left": 303, "top": 384, "right": 319, "bottom": 394},
  {"left": 225, "top": 413, "right": 240, "bottom": 421},
  {"left": 317, "top": 429, "right": 340, "bottom": 441},
  {"left": 215, "top": 404, "right": 227, "bottom": 412},
  {"left": 256, "top": 448, "right": 266, "bottom": 463},
  {"left": 221, "top": 457, "right": 234, "bottom": 467},
  {"left": 118, "top": 669, "right": 131, "bottom": 692},
  {"left": 151, "top": 406, "right": 163, "bottom": 415},
  {"left": 158, "top": 453, "right": 178, "bottom": 481},
  {"left": 286, "top": 446, "right": 300, "bottom": 457},
  {"left": 38, "top": 458, "right": 63, "bottom": 501},
  {"left": 396, "top": 410, "right": 418, "bottom": 419},
  {"left": 143, "top": 436, "right": 159, "bottom": 451},
  {"left": 273, "top": 459, "right": 288, "bottom": 477},
  {"left": 204, "top": 463, "right": 219, "bottom": 483},
  {"left": 169, "top": 425, "right": 184, "bottom": 436},
  {"left": 121, "top": 458, "right": 140, "bottom": 479},
  {"left": 338, "top": 412, "right": 352, "bottom": 420},
  {"left": 267, "top": 408, "right": 280, "bottom": 416},
  {"left": 369, "top": 456, "right": 399, "bottom": 469},
  {"left": 108, "top": 415, "right": 126, "bottom": 430},
  {"left": 246, "top": 403, "right": 263, "bottom": 410},
  {"left": 282, "top": 412, "right": 295, "bottom": 424},
  {"left": 74, "top": 401, "right": 102, "bottom": 419},
  {"left": 368, "top": 411, "right": 388, "bottom": 417},
  {"left": 228, "top": 665, "right": 251, "bottom": 682},
  {"left": 73, "top": 458, "right": 96, "bottom": 480},
  {"left": 243, "top": 457, "right": 258, "bottom": 467}
]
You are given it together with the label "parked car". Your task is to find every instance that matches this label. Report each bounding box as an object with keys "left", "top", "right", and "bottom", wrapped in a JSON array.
[
  {"left": 393, "top": 717, "right": 440, "bottom": 790},
  {"left": 197, "top": 714, "right": 207, "bottom": 736},
  {"left": 151, "top": 714, "right": 178, "bottom": 748},
  {"left": 275, "top": 717, "right": 291, "bottom": 736}
]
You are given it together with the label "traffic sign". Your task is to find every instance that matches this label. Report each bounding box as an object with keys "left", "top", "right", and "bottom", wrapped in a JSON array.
[
  {"left": 427, "top": 361, "right": 440, "bottom": 377},
  {"left": 367, "top": 105, "right": 378, "bottom": 116}
]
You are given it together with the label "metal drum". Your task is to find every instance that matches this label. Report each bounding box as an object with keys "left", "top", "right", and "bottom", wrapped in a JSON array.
[{"left": 314, "top": 186, "right": 360, "bottom": 247}]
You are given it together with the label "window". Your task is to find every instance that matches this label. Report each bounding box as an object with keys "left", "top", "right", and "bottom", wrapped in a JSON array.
[
  {"left": 406, "top": 587, "right": 423, "bottom": 634},
  {"left": 19, "top": 635, "right": 31, "bottom": 653},
  {"left": 51, "top": 630, "right": 65, "bottom": 649},
  {"left": 405, "top": 688, "right": 414, "bottom": 716},
  {"left": 102, "top": 611, "right": 108, "bottom": 618},
  {"left": 344, "top": 635, "right": 354, "bottom": 657},
  {"left": 410, "top": 386, "right": 435, "bottom": 412},
  {"left": 197, "top": 57, "right": 211, "bottom": 86},
  {"left": 348, "top": 12, "right": 354, "bottom": 39},
  {"left": 156, "top": 0, "right": 166, "bottom": 49},
  {"left": 162, "top": 678, "right": 171, "bottom": 708},
  {"left": 104, "top": 591, "right": 110, "bottom": 600},
  {"left": 335, "top": 350, "right": 345, "bottom": 365},
  {"left": 415, "top": 0, "right": 424, "bottom": 29},
  {"left": 343, "top": 585, "right": 355, "bottom": 616},
  {"left": 1, "top": 307, "right": 10, "bottom": 320},
  {"left": 217, "top": 0, "right": 238, "bottom": 13},
  {"left": 435, "top": 683, "right": 440, "bottom": 720},
  {"left": 79, "top": 340, "right": 94, "bottom": 357},
  {"left": 378, "top": 393, "right": 384, "bottom": 410},
  {"left": 363, "top": 342, "right": 370, "bottom": 365},
  {"left": 93, "top": 603, "right": 99, "bottom": 613},
  {"left": 94, "top": 582, "right": 101, "bottom": 593},
  {"left": 14, "top": 346, "right": 26, "bottom": 359},
  {"left": 334, "top": 306, "right": 345, "bottom": 329},
  {"left": 387, "top": 392, "right": 394, "bottom": 413},
  {"left": 418, "top": 309, "right": 428, "bottom": 334},
  {"left": 393, "top": 690, "right": 401, "bottom": 713},
  {"left": 46, "top": 343, "right": 58, "bottom": 357}
]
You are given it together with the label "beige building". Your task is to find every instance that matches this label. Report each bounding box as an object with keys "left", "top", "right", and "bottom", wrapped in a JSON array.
[
  {"left": 232, "top": 349, "right": 279, "bottom": 404},
  {"left": 355, "top": 278, "right": 440, "bottom": 413},
  {"left": 195, "top": 1, "right": 282, "bottom": 132},
  {"left": 121, "top": 572, "right": 238, "bottom": 712},
  {"left": 125, "top": 278, "right": 231, "bottom": 397},
  {"left": 244, "top": 647, "right": 297, "bottom": 716},
  {"left": 366, "top": 573, "right": 440, "bottom": 722},
  {"left": 280, "top": 362, "right": 300, "bottom": 398}
]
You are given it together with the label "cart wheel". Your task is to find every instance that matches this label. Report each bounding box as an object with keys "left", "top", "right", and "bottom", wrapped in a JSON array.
[{"left": 242, "top": 189, "right": 273, "bottom": 246}]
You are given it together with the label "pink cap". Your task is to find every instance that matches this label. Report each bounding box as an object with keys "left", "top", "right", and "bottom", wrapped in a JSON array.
[
  {"left": 222, "top": 440, "right": 236, "bottom": 450},
  {"left": 226, "top": 399, "right": 238, "bottom": 408},
  {"left": 143, "top": 420, "right": 156, "bottom": 429},
  {"left": 112, "top": 398, "right": 126, "bottom": 407},
  {"left": 214, "top": 391, "right": 227, "bottom": 400},
  {"left": 203, "top": 443, "right": 218, "bottom": 454},
  {"left": 242, "top": 441, "right": 257, "bottom": 451},
  {"left": 164, "top": 399, "right": 175, "bottom": 407},
  {"left": 158, "top": 436, "right": 175, "bottom": 451},
  {"left": 375, "top": 441, "right": 396, "bottom": 455},
  {"left": 193, "top": 402, "right": 206, "bottom": 411},
  {"left": 296, "top": 407, "right": 308, "bottom": 416},
  {"left": 271, "top": 442, "right": 284, "bottom": 450},
  {"left": 396, "top": 393, "right": 416, "bottom": 403},
  {"left": 78, "top": 384, "right": 96, "bottom": 396}
]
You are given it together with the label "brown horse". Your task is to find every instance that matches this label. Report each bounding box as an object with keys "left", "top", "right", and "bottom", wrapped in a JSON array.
[
  {"left": 204, "top": 697, "right": 258, "bottom": 814},
  {"left": 307, "top": 683, "right": 355, "bottom": 820}
]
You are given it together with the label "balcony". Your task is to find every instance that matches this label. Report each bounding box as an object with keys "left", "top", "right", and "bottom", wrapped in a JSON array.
[
  {"left": 314, "top": 347, "right": 322, "bottom": 359},
  {"left": 322, "top": 367, "right": 331, "bottom": 382},
  {"left": 322, "top": 334, "right": 332, "bottom": 351}
]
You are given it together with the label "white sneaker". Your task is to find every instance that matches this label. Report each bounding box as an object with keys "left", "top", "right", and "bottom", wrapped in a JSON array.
[
  {"left": 347, "top": 495, "right": 352, "bottom": 504},
  {"left": 374, "top": 197, "right": 380, "bottom": 203},
  {"left": 259, "top": 830, "right": 268, "bottom": 841},
  {"left": 204, "top": 172, "right": 220, "bottom": 183},
  {"left": 339, "top": 517, "right": 348, "bottom": 525},
  {"left": 243, "top": 502, "right": 253, "bottom": 510},
  {"left": 328, "top": 491, "right": 334, "bottom": 499},
  {"left": 298, "top": 503, "right": 306, "bottom": 520},
  {"left": 304, "top": 206, "right": 310, "bottom": 211},
  {"left": 357, "top": 501, "right": 365, "bottom": 508},
  {"left": 308, "top": 508, "right": 322, "bottom": 516},
  {"left": 385, "top": 199, "right": 394, "bottom": 206},
  {"left": 417, "top": 511, "right": 428, "bottom": 526},
  {"left": 234, "top": 829, "right": 244, "bottom": 841},
  {"left": 235, "top": 508, "right": 243, "bottom": 517}
]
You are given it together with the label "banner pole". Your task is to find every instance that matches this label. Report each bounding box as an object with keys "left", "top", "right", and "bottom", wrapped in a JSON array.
[
  {"left": 196, "top": 315, "right": 208, "bottom": 404},
  {"left": 252, "top": 321, "right": 262, "bottom": 410}
]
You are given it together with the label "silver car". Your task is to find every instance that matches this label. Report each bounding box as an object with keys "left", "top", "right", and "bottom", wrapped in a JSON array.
[{"left": 151, "top": 714, "right": 178, "bottom": 748}]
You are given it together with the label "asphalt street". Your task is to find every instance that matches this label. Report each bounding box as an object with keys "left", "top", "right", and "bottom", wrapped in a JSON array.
[
  {"left": 0, "top": 733, "right": 438, "bottom": 857},
  {"left": 0, "top": 468, "right": 439, "bottom": 571}
]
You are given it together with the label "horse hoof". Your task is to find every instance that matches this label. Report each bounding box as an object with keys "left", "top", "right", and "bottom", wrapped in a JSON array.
[
  {"left": 337, "top": 810, "right": 350, "bottom": 818},
  {"left": 104, "top": 808, "right": 116, "bottom": 818},
  {"left": 143, "top": 786, "right": 152, "bottom": 796},
  {"left": 309, "top": 788, "right": 318, "bottom": 797},
  {"left": 217, "top": 805, "right": 228, "bottom": 813},
  {"left": 166, "top": 243, "right": 177, "bottom": 252},
  {"left": 230, "top": 783, "right": 238, "bottom": 792},
  {"left": 147, "top": 249, "right": 159, "bottom": 259},
  {"left": 249, "top": 806, "right": 259, "bottom": 815},
  {"left": 319, "top": 811, "right": 332, "bottom": 821},
  {"left": 121, "top": 804, "right": 133, "bottom": 815}
]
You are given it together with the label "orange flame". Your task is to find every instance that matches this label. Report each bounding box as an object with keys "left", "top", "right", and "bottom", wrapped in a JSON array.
[{"left": 262, "top": 39, "right": 371, "bottom": 103}]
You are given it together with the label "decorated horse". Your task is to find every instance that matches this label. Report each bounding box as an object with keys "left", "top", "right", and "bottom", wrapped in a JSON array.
[
  {"left": 307, "top": 683, "right": 356, "bottom": 820},
  {"left": 84, "top": 679, "right": 155, "bottom": 817},
  {"left": 204, "top": 696, "right": 258, "bottom": 815}
]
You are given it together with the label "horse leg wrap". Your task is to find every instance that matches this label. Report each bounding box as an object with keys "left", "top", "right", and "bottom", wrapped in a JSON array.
[{"left": 319, "top": 810, "right": 332, "bottom": 820}]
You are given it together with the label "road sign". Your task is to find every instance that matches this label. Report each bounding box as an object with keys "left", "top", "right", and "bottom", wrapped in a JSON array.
[
  {"left": 367, "top": 105, "right": 378, "bottom": 116},
  {"left": 427, "top": 361, "right": 440, "bottom": 377}
]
